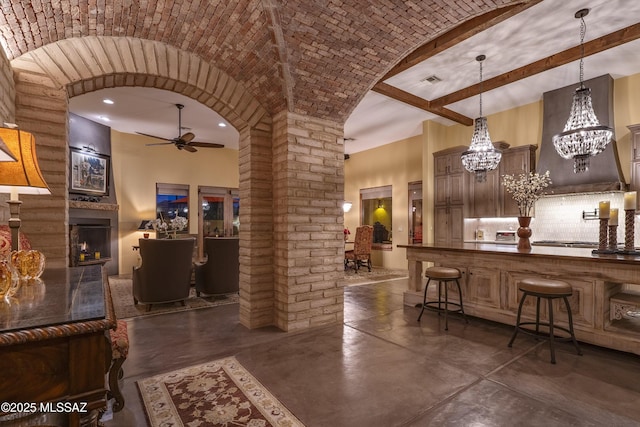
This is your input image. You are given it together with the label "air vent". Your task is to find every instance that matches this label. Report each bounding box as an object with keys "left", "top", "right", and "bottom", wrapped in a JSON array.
[{"left": 421, "top": 75, "right": 442, "bottom": 84}]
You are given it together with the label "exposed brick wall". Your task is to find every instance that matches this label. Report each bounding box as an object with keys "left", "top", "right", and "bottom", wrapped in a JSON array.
[
  {"left": 12, "top": 59, "right": 69, "bottom": 268},
  {"left": 0, "top": 1, "right": 520, "bottom": 122},
  {"left": 238, "top": 125, "right": 275, "bottom": 329},
  {"left": 272, "top": 111, "right": 345, "bottom": 331}
]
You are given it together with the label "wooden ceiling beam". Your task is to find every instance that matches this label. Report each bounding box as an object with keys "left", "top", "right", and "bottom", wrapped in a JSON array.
[
  {"left": 372, "top": 82, "right": 473, "bottom": 126},
  {"left": 431, "top": 22, "right": 640, "bottom": 108},
  {"left": 381, "top": 1, "right": 543, "bottom": 81}
]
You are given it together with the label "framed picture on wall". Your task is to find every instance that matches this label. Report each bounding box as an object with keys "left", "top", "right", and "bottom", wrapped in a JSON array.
[{"left": 70, "top": 148, "right": 110, "bottom": 196}]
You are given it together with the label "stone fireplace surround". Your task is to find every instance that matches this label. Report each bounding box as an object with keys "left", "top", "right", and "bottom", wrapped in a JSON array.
[{"left": 69, "top": 200, "right": 119, "bottom": 276}]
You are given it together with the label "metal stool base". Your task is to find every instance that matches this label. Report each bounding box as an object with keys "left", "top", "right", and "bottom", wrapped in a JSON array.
[
  {"left": 417, "top": 277, "right": 468, "bottom": 330},
  {"left": 508, "top": 291, "right": 582, "bottom": 364}
]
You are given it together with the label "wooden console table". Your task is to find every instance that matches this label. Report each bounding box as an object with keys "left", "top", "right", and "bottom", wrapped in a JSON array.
[{"left": 0, "top": 265, "right": 116, "bottom": 426}]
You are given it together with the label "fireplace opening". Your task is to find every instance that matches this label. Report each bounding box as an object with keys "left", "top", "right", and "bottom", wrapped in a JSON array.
[{"left": 70, "top": 224, "right": 111, "bottom": 266}]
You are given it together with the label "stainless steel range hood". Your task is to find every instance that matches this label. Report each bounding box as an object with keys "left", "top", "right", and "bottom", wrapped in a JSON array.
[{"left": 537, "top": 74, "right": 627, "bottom": 195}]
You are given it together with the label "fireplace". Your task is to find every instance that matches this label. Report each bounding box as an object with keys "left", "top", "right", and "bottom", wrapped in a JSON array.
[{"left": 69, "top": 222, "right": 111, "bottom": 266}]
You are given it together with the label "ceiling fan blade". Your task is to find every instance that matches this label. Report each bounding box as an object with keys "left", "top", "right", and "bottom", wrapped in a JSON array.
[
  {"left": 188, "top": 141, "right": 225, "bottom": 148},
  {"left": 180, "top": 132, "right": 195, "bottom": 143},
  {"left": 146, "top": 141, "right": 174, "bottom": 146},
  {"left": 181, "top": 144, "right": 198, "bottom": 153},
  {"left": 136, "top": 131, "right": 173, "bottom": 141}
]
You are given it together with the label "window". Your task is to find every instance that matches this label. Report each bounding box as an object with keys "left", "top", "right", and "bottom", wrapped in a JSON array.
[
  {"left": 156, "top": 183, "right": 189, "bottom": 236},
  {"left": 199, "top": 186, "right": 239, "bottom": 238},
  {"left": 360, "top": 186, "right": 392, "bottom": 244}
]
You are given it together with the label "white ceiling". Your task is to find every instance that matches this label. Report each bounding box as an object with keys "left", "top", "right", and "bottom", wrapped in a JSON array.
[
  {"left": 70, "top": 87, "right": 240, "bottom": 150},
  {"left": 69, "top": 0, "right": 640, "bottom": 155}
]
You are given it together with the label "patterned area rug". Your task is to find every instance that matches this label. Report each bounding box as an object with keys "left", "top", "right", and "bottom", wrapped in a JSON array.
[
  {"left": 342, "top": 268, "right": 409, "bottom": 286},
  {"left": 109, "top": 277, "right": 239, "bottom": 319},
  {"left": 138, "top": 356, "right": 305, "bottom": 427}
]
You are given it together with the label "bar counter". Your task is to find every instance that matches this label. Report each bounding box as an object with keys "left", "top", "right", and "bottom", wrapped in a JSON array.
[{"left": 398, "top": 243, "right": 640, "bottom": 356}]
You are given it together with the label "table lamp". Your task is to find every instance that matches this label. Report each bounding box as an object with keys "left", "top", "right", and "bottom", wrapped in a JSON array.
[
  {"left": 138, "top": 220, "right": 152, "bottom": 238},
  {"left": 0, "top": 128, "right": 50, "bottom": 251}
]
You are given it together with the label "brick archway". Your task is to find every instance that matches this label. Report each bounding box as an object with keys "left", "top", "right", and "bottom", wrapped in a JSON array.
[{"left": 11, "top": 36, "right": 275, "bottom": 328}]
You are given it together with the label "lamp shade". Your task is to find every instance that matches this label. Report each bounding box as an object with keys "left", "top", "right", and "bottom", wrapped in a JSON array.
[
  {"left": 0, "top": 129, "right": 50, "bottom": 195},
  {"left": 138, "top": 220, "right": 152, "bottom": 230},
  {"left": 0, "top": 137, "right": 16, "bottom": 162}
]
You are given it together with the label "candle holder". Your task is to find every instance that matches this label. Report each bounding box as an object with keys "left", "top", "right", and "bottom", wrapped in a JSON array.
[
  {"left": 593, "top": 218, "right": 616, "bottom": 254},
  {"left": 598, "top": 218, "right": 608, "bottom": 250},
  {"left": 608, "top": 225, "right": 617, "bottom": 251},
  {"left": 619, "top": 208, "right": 639, "bottom": 254}
]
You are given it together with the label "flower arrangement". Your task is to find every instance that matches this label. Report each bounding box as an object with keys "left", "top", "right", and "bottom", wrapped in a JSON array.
[
  {"left": 501, "top": 171, "right": 552, "bottom": 217},
  {"left": 344, "top": 228, "right": 350, "bottom": 241},
  {"left": 151, "top": 215, "right": 188, "bottom": 238}
]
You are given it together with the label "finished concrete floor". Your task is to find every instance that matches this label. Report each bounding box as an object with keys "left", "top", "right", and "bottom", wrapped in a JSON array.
[{"left": 105, "top": 278, "right": 640, "bottom": 427}]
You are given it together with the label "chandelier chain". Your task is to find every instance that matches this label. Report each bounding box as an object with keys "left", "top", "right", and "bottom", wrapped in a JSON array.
[
  {"left": 579, "top": 14, "right": 586, "bottom": 86},
  {"left": 479, "top": 59, "right": 483, "bottom": 117}
]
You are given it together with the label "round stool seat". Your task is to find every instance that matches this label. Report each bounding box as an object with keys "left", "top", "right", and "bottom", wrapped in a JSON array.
[
  {"left": 519, "top": 278, "right": 572, "bottom": 296},
  {"left": 425, "top": 266, "right": 461, "bottom": 280}
]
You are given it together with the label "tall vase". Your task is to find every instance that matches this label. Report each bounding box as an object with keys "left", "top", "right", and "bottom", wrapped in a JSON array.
[{"left": 517, "top": 216, "right": 532, "bottom": 251}]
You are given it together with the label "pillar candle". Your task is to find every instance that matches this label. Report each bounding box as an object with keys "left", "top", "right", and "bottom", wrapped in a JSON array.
[
  {"left": 624, "top": 191, "right": 637, "bottom": 210},
  {"left": 599, "top": 201, "right": 610, "bottom": 219},
  {"left": 609, "top": 208, "right": 618, "bottom": 226}
]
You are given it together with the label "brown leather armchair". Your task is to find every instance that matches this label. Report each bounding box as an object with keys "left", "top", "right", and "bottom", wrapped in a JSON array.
[
  {"left": 132, "top": 238, "right": 195, "bottom": 310},
  {"left": 195, "top": 237, "right": 239, "bottom": 296}
]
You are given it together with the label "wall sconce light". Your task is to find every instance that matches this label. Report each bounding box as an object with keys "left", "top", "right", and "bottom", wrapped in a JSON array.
[
  {"left": 342, "top": 201, "right": 352, "bottom": 212},
  {"left": 377, "top": 200, "right": 383, "bottom": 209}
]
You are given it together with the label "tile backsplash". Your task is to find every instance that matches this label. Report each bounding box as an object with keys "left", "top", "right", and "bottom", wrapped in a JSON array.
[{"left": 464, "top": 192, "right": 640, "bottom": 246}]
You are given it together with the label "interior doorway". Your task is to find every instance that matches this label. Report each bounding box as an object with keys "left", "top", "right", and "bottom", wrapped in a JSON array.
[{"left": 408, "top": 182, "right": 422, "bottom": 244}]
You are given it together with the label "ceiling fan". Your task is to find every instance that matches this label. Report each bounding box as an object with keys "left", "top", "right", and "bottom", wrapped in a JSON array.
[{"left": 136, "top": 103, "right": 224, "bottom": 152}]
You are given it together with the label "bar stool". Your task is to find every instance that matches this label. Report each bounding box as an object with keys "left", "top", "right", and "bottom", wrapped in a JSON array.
[
  {"left": 417, "top": 266, "right": 468, "bottom": 330},
  {"left": 508, "top": 277, "right": 582, "bottom": 364}
]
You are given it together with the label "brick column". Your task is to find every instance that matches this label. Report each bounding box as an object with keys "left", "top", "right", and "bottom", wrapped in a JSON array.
[
  {"left": 271, "top": 111, "right": 345, "bottom": 331},
  {"left": 238, "top": 126, "right": 275, "bottom": 329}
]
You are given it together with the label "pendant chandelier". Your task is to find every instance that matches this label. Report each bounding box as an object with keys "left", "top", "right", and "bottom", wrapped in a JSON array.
[
  {"left": 552, "top": 8, "right": 613, "bottom": 173},
  {"left": 461, "top": 55, "right": 501, "bottom": 183}
]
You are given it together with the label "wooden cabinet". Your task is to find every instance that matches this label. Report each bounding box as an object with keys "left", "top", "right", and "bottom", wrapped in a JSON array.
[
  {"left": 467, "top": 168, "right": 501, "bottom": 217},
  {"left": 466, "top": 265, "right": 501, "bottom": 310},
  {"left": 434, "top": 205, "right": 464, "bottom": 245},
  {"left": 499, "top": 145, "right": 537, "bottom": 217},
  {"left": 466, "top": 142, "right": 510, "bottom": 218},
  {"left": 434, "top": 146, "right": 467, "bottom": 245},
  {"left": 465, "top": 144, "right": 537, "bottom": 218},
  {"left": 628, "top": 124, "right": 640, "bottom": 210}
]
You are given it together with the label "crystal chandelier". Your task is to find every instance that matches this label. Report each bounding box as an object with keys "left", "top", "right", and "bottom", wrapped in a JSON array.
[
  {"left": 553, "top": 8, "right": 613, "bottom": 173},
  {"left": 461, "top": 55, "right": 501, "bottom": 182}
]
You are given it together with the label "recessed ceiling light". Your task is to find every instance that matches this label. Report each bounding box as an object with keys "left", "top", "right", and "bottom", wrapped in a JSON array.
[
  {"left": 102, "top": 98, "right": 114, "bottom": 104},
  {"left": 218, "top": 122, "right": 227, "bottom": 127}
]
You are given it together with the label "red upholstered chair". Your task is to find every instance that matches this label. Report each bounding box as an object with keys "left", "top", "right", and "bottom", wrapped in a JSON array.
[
  {"left": 345, "top": 225, "right": 373, "bottom": 272},
  {"left": 0, "top": 225, "right": 31, "bottom": 258}
]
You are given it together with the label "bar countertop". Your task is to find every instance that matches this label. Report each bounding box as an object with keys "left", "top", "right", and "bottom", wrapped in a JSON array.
[{"left": 397, "top": 242, "right": 640, "bottom": 265}]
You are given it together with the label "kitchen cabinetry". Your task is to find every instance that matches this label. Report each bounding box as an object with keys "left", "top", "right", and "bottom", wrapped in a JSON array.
[
  {"left": 466, "top": 142, "right": 510, "bottom": 218},
  {"left": 499, "top": 144, "right": 537, "bottom": 217},
  {"left": 434, "top": 146, "right": 467, "bottom": 245},
  {"left": 465, "top": 144, "right": 537, "bottom": 218},
  {"left": 628, "top": 124, "right": 640, "bottom": 210}
]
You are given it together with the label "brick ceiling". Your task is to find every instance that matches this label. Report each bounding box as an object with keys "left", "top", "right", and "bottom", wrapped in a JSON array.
[{"left": 0, "top": 0, "right": 520, "bottom": 123}]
